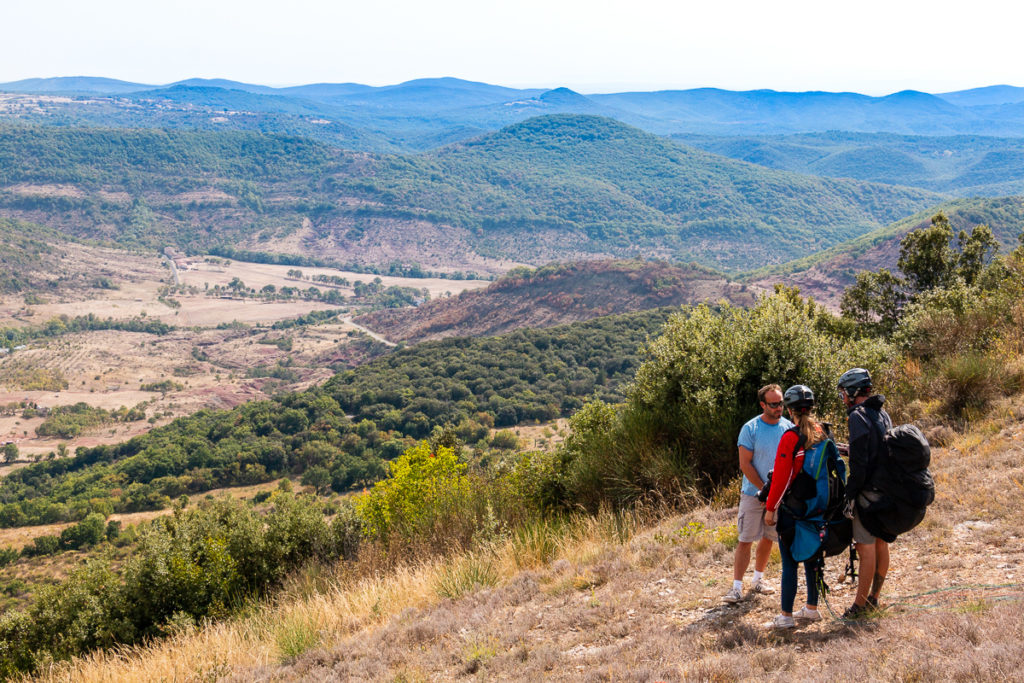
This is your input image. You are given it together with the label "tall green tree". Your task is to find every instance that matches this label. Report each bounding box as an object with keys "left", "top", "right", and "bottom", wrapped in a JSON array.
[
  {"left": 898, "top": 212, "right": 957, "bottom": 292},
  {"left": 840, "top": 268, "right": 907, "bottom": 336}
]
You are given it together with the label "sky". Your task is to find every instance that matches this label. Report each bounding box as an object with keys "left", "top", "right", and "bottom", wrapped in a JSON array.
[{"left": 3, "top": 0, "right": 1022, "bottom": 95}]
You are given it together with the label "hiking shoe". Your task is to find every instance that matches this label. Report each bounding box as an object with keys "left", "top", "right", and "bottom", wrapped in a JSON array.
[
  {"left": 793, "top": 606, "right": 821, "bottom": 621},
  {"left": 842, "top": 603, "right": 871, "bottom": 620},
  {"left": 750, "top": 578, "right": 775, "bottom": 595},
  {"left": 770, "top": 614, "right": 796, "bottom": 629},
  {"left": 866, "top": 595, "right": 879, "bottom": 610},
  {"left": 722, "top": 585, "right": 744, "bottom": 603}
]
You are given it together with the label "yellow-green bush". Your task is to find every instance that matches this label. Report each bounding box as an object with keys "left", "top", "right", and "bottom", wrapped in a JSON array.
[{"left": 356, "top": 442, "right": 472, "bottom": 547}]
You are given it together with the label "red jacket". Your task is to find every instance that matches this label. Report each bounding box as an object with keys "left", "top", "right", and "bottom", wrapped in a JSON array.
[{"left": 765, "top": 429, "right": 803, "bottom": 513}]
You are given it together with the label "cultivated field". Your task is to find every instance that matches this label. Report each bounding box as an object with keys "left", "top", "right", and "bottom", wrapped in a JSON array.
[{"left": 0, "top": 243, "right": 489, "bottom": 457}]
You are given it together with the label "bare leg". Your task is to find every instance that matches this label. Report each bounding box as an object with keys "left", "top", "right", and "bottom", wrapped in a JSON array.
[
  {"left": 855, "top": 541, "right": 876, "bottom": 606},
  {"left": 870, "top": 540, "right": 889, "bottom": 600},
  {"left": 733, "top": 541, "right": 753, "bottom": 581},
  {"left": 753, "top": 537, "right": 773, "bottom": 573}
]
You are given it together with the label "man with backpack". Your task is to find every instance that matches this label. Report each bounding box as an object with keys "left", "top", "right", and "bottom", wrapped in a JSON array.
[
  {"left": 722, "top": 384, "right": 793, "bottom": 603},
  {"left": 837, "top": 367, "right": 892, "bottom": 619}
]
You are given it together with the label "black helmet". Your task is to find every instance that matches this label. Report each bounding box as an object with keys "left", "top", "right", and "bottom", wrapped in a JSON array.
[
  {"left": 783, "top": 385, "right": 815, "bottom": 411},
  {"left": 837, "top": 368, "right": 873, "bottom": 395}
]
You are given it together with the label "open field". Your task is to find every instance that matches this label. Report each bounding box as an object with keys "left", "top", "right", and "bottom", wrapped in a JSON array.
[
  {"left": 0, "top": 242, "right": 488, "bottom": 455},
  {"left": 1, "top": 246, "right": 489, "bottom": 330}
]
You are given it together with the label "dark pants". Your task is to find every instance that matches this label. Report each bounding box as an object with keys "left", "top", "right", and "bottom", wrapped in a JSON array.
[{"left": 779, "top": 517, "right": 819, "bottom": 613}]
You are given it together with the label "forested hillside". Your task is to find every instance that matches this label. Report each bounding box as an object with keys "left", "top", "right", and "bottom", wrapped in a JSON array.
[
  {"left": 748, "top": 196, "right": 1024, "bottom": 305},
  {"left": 3, "top": 214, "right": 1024, "bottom": 677},
  {"left": 0, "top": 117, "right": 943, "bottom": 272},
  {"left": 0, "top": 308, "right": 673, "bottom": 528},
  {"left": 676, "top": 131, "right": 1024, "bottom": 196}
]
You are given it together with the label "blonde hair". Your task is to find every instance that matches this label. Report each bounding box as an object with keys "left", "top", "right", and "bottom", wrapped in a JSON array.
[{"left": 794, "top": 409, "right": 825, "bottom": 447}]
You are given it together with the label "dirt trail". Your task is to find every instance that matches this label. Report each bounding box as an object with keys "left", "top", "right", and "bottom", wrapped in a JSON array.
[{"left": 342, "top": 317, "right": 396, "bottom": 347}]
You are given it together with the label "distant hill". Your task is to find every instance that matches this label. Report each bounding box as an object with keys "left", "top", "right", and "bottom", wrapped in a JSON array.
[
  {"left": 356, "top": 115, "right": 943, "bottom": 270},
  {"left": 0, "top": 117, "right": 943, "bottom": 273},
  {"left": 354, "top": 260, "right": 759, "bottom": 342},
  {"left": 937, "top": 85, "right": 1024, "bottom": 107},
  {"left": 747, "top": 196, "right": 1024, "bottom": 307},
  {"left": 0, "top": 76, "right": 153, "bottom": 94},
  {"left": 674, "top": 131, "right": 1024, "bottom": 196},
  {"left": 7, "top": 77, "right": 1024, "bottom": 152}
]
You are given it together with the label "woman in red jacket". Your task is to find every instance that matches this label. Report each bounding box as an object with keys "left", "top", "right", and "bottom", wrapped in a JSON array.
[{"left": 763, "top": 385, "right": 825, "bottom": 628}]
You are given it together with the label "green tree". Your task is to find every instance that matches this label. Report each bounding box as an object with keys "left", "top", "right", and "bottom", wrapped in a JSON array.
[
  {"left": 3, "top": 442, "right": 17, "bottom": 464},
  {"left": 840, "top": 268, "right": 907, "bottom": 335},
  {"left": 300, "top": 466, "right": 331, "bottom": 494},
  {"left": 898, "top": 212, "right": 957, "bottom": 292},
  {"left": 956, "top": 223, "right": 999, "bottom": 286}
]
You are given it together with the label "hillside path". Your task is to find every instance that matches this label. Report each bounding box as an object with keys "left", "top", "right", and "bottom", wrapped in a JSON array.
[{"left": 342, "top": 317, "right": 396, "bottom": 347}]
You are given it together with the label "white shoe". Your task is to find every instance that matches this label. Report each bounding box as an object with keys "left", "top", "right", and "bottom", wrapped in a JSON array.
[
  {"left": 750, "top": 578, "right": 775, "bottom": 595},
  {"left": 770, "top": 614, "right": 796, "bottom": 629},
  {"left": 722, "top": 585, "right": 744, "bottom": 603},
  {"left": 793, "top": 606, "right": 821, "bottom": 621}
]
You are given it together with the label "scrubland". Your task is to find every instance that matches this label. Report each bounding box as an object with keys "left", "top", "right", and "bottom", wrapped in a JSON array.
[{"left": 40, "top": 399, "right": 1024, "bottom": 682}]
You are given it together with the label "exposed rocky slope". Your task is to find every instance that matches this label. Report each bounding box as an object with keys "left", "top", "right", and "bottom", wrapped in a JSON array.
[{"left": 355, "top": 260, "right": 760, "bottom": 342}]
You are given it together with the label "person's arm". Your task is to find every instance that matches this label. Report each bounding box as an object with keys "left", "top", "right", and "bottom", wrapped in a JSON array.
[
  {"left": 765, "top": 430, "right": 800, "bottom": 514},
  {"left": 738, "top": 445, "right": 763, "bottom": 491},
  {"left": 844, "top": 413, "right": 870, "bottom": 502}
]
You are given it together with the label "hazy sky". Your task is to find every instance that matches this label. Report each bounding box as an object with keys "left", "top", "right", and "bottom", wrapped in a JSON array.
[{"left": 4, "top": 0, "right": 1022, "bottom": 94}]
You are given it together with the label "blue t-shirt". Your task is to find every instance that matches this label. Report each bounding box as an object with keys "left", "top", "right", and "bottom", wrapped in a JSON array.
[{"left": 737, "top": 414, "right": 795, "bottom": 496}]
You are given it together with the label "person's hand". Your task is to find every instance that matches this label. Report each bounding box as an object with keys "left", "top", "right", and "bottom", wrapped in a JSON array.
[
  {"left": 764, "top": 509, "right": 777, "bottom": 526},
  {"left": 843, "top": 499, "right": 855, "bottom": 520}
]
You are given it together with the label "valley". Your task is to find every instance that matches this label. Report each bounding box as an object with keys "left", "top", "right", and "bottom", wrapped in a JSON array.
[
  {"left": 1, "top": 73, "right": 1023, "bottom": 681},
  {"left": 0, "top": 243, "right": 490, "bottom": 459}
]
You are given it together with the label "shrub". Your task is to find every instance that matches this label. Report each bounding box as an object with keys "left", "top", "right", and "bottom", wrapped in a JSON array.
[
  {"left": 356, "top": 441, "right": 473, "bottom": 548},
  {"left": 21, "top": 534, "right": 60, "bottom": 557},
  {"left": 560, "top": 292, "right": 892, "bottom": 508},
  {"left": 59, "top": 512, "right": 107, "bottom": 550},
  {"left": 0, "top": 546, "right": 18, "bottom": 567},
  {"left": 489, "top": 429, "right": 520, "bottom": 450},
  {"left": 935, "top": 352, "right": 1024, "bottom": 419}
]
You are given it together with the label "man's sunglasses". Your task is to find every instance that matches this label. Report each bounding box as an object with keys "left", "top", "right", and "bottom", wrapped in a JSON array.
[{"left": 763, "top": 401, "right": 783, "bottom": 408}]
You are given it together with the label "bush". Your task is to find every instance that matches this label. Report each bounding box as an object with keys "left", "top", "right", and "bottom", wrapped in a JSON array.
[
  {"left": 356, "top": 441, "right": 473, "bottom": 548},
  {"left": 936, "top": 352, "right": 1024, "bottom": 419},
  {"left": 59, "top": 512, "right": 107, "bottom": 550},
  {"left": 559, "top": 291, "right": 892, "bottom": 509},
  {"left": 0, "top": 546, "right": 18, "bottom": 567},
  {"left": 488, "top": 429, "right": 520, "bottom": 450},
  {"left": 21, "top": 534, "right": 60, "bottom": 557}
]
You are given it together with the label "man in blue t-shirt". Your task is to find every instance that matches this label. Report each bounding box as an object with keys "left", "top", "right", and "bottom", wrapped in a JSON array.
[{"left": 723, "top": 384, "right": 795, "bottom": 603}]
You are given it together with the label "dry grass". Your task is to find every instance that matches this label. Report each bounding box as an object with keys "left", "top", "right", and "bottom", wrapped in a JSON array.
[{"left": 33, "top": 396, "right": 1024, "bottom": 682}]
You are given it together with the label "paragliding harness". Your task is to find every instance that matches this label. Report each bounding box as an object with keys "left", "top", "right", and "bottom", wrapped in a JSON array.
[
  {"left": 775, "top": 425, "right": 852, "bottom": 598},
  {"left": 858, "top": 424, "right": 935, "bottom": 543}
]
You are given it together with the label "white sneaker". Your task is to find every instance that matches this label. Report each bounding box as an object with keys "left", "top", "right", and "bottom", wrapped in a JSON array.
[
  {"left": 722, "top": 585, "right": 744, "bottom": 603},
  {"left": 750, "top": 578, "right": 775, "bottom": 595},
  {"left": 770, "top": 614, "right": 796, "bottom": 629},
  {"left": 793, "top": 606, "right": 821, "bottom": 621}
]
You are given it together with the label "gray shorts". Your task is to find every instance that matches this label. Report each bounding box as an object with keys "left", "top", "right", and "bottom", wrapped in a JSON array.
[
  {"left": 737, "top": 493, "right": 778, "bottom": 543},
  {"left": 852, "top": 491, "right": 883, "bottom": 545}
]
